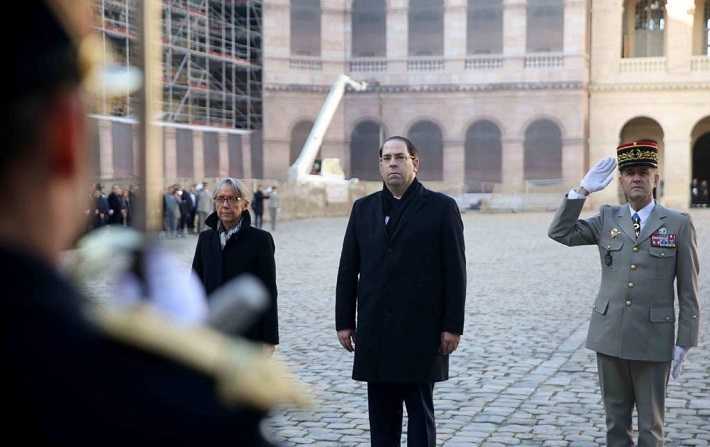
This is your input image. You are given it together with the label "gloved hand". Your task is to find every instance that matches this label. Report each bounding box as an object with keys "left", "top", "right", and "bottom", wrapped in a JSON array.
[
  {"left": 671, "top": 345, "right": 688, "bottom": 381},
  {"left": 580, "top": 157, "right": 617, "bottom": 193}
]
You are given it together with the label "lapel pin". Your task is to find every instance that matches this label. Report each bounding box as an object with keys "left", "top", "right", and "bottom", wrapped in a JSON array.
[{"left": 610, "top": 228, "right": 620, "bottom": 239}]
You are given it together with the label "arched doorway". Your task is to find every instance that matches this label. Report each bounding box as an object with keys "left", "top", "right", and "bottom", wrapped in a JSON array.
[
  {"left": 618, "top": 117, "right": 665, "bottom": 202},
  {"left": 350, "top": 120, "right": 385, "bottom": 180},
  {"left": 407, "top": 120, "right": 444, "bottom": 181},
  {"left": 524, "top": 119, "right": 562, "bottom": 182},
  {"left": 691, "top": 117, "right": 710, "bottom": 207},
  {"left": 290, "top": 120, "right": 321, "bottom": 173},
  {"left": 465, "top": 120, "right": 502, "bottom": 192}
]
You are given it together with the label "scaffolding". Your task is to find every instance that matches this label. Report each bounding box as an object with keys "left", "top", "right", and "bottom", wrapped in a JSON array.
[{"left": 94, "top": 0, "right": 262, "bottom": 129}]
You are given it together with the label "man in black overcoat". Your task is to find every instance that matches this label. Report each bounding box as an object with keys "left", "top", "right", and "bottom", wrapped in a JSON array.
[{"left": 335, "top": 136, "right": 467, "bottom": 447}]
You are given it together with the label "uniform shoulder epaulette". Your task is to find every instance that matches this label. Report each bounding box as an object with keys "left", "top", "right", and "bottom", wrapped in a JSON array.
[{"left": 88, "top": 304, "right": 312, "bottom": 410}]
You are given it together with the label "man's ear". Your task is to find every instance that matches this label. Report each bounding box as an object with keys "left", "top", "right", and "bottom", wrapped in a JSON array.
[
  {"left": 412, "top": 157, "right": 420, "bottom": 174},
  {"left": 46, "top": 92, "right": 84, "bottom": 178}
]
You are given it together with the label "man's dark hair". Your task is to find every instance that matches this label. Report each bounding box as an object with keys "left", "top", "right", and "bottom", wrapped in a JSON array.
[
  {"left": 2, "top": 2, "right": 82, "bottom": 178},
  {"left": 378, "top": 136, "right": 419, "bottom": 159}
]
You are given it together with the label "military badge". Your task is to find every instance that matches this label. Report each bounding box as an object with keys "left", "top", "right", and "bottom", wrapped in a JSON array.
[
  {"left": 651, "top": 231, "right": 677, "bottom": 248},
  {"left": 610, "top": 228, "right": 620, "bottom": 239}
]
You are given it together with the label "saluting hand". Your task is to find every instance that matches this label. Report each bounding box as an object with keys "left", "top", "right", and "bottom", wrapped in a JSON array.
[
  {"left": 580, "top": 156, "right": 617, "bottom": 194},
  {"left": 440, "top": 332, "right": 461, "bottom": 355},
  {"left": 337, "top": 329, "right": 355, "bottom": 352}
]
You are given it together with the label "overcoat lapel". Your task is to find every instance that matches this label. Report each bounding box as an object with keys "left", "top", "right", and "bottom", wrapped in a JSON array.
[{"left": 390, "top": 187, "right": 427, "bottom": 242}]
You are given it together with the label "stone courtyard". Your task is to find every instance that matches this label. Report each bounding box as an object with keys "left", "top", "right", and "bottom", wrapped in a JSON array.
[{"left": 131, "top": 209, "right": 709, "bottom": 446}]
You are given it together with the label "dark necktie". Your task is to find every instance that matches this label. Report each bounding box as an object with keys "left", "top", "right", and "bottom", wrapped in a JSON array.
[{"left": 632, "top": 213, "right": 641, "bottom": 239}]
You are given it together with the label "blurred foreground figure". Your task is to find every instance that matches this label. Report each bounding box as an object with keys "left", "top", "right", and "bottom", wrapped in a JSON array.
[{"left": 1, "top": 2, "right": 308, "bottom": 445}]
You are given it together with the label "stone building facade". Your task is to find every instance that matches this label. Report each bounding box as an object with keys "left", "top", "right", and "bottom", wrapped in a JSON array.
[
  {"left": 262, "top": 0, "right": 710, "bottom": 208},
  {"left": 262, "top": 0, "right": 590, "bottom": 202},
  {"left": 588, "top": 0, "right": 710, "bottom": 209}
]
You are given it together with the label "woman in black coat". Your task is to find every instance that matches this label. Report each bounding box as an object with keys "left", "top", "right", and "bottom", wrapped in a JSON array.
[{"left": 191, "top": 178, "right": 278, "bottom": 351}]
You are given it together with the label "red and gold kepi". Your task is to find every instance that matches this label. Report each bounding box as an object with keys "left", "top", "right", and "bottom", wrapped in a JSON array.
[{"left": 616, "top": 140, "right": 658, "bottom": 170}]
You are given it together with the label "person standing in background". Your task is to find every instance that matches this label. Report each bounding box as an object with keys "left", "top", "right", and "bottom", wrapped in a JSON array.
[
  {"left": 196, "top": 181, "right": 213, "bottom": 233},
  {"left": 267, "top": 186, "right": 280, "bottom": 231}
]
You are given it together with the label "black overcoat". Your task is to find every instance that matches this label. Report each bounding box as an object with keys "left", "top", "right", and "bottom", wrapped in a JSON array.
[
  {"left": 192, "top": 211, "right": 279, "bottom": 345},
  {"left": 335, "top": 183, "right": 466, "bottom": 383}
]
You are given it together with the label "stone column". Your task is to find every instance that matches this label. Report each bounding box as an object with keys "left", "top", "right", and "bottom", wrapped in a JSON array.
[
  {"left": 564, "top": 0, "right": 588, "bottom": 73},
  {"left": 193, "top": 131, "right": 204, "bottom": 182},
  {"left": 443, "top": 140, "right": 465, "bottom": 193},
  {"left": 164, "top": 127, "right": 177, "bottom": 183},
  {"left": 445, "top": 0, "right": 467, "bottom": 71},
  {"left": 502, "top": 137, "right": 524, "bottom": 193},
  {"left": 387, "top": 0, "right": 408, "bottom": 72},
  {"left": 98, "top": 119, "right": 114, "bottom": 180},
  {"left": 666, "top": 0, "right": 694, "bottom": 74},
  {"left": 662, "top": 128, "right": 692, "bottom": 209},
  {"left": 503, "top": 0, "right": 527, "bottom": 71},
  {"left": 591, "top": 0, "right": 624, "bottom": 81},
  {"left": 322, "top": 0, "right": 347, "bottom": 74},
  {"left": 218, "top": 133, "right": 229, "bottom": 177},
  {"left": 562, "top": 137, "right": 585, "bottom": 188},
  {"left": 242, "top": 133, "right": 253, "bottom": 179}
]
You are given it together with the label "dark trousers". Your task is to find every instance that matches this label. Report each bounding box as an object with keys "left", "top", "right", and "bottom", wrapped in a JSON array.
[
  {"left": 254, "top": 212, "right": 263, "bottom": 228},
  {"left": 367, "top": 382, "right": 435, "bottom": 447},
  {"left": 596, "top": 353, "right": 671, "bottom": 447}
]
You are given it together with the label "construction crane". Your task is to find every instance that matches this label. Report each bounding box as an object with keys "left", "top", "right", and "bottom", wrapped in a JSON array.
[{"left": 288, "top": 74, "right": 368, "bottom": 184}]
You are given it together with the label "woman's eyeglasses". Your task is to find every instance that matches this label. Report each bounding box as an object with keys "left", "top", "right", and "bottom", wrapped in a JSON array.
[{"left": 215, "top": 196, "right": 242, "bottom": 205}]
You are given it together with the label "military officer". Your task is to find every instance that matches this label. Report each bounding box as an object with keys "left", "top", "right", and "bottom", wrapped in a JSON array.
[{"left": 548, "top": 140, "right": 700, "bottom": 447}]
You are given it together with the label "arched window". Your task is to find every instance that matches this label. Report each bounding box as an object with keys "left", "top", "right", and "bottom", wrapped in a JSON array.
[
  {"left": 290, "top": 121, "right": 315, "bottom": 165},
  {"left": 352, "top": 0, "right": 386, "bottom": 57},
  {"left": 526, "top": 0, "right": 564, "bottom": 52},
  {"left": 291, "top": 0, "right": 321, "bottom": 57},
  {"left": 622, "top": 0, "right": 666, "bottom": 57},
  {"left": 407, "top": 120, "right": 444, "bottom": 181},
  {"left": 524, "top": 120, "right": 562, "bottom": 181},
  {"left": 467, "top": 0, "right": 503, "bottom": 55},
  {"left": 350, "top": 121, "right": 384, "bottom": 180},
  {"left": 408, "top": 0, "right": 444, "bottom": 56},
  {"left": 465, "top": 121, "right": 502, "bottom": 192}
]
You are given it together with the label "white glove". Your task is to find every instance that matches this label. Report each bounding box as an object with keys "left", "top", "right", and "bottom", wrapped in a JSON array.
[
  {"left": 670, "top": 345, "right": 688, "bottom": 381},
  {"left": 580, "top": 157, "right": 617, "bottom": 193}
]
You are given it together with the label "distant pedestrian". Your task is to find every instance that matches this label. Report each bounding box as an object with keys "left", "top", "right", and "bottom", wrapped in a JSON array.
[
  {"left": 252, "top": 186, "right": 266, "bottom": 229},
  {"left": 196, "top": 181, "right": 213, "bottom": 232},
  {"left": 267, "top": 186, "right": 280, "bottom": 231},
  {"left": 107, "top": 184, "right": 124, "bottom": 225}
]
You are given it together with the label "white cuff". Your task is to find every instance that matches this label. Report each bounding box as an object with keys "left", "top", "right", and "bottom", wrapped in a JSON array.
[{"left": 567, "top": 188, "right": 587, "bottom": 200}]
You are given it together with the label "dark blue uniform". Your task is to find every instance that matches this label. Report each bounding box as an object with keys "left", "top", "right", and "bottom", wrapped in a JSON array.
[{"left": 1, "top": 244, "right": 276, "bottom": 446}]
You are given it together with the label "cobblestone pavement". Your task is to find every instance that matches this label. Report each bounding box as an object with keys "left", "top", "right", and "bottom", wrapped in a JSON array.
[{"left": 106, "top": 210, "right": 710, "bottom": 446}]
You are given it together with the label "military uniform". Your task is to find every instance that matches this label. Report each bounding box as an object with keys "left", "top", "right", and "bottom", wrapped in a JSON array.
[{"left": 548, "top": 141, "right": 700, "bottom": 446}]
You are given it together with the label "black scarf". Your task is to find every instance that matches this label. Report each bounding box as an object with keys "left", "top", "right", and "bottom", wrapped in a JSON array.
[{"left": 382, "top": 178, "right": 421, "bottom": 238}]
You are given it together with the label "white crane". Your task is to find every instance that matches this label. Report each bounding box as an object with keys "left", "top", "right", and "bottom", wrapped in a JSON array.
[{"left": 287, "top": 74, "right": 368, "bottom": 184}]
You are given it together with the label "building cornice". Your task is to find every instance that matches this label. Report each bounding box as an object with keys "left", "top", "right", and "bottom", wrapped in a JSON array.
[
  {"left": 265, "top": 81, "right": 586, "bottom": 94},
  {"left": 590, "top": 82, "right": 710, "bottom": 92}
]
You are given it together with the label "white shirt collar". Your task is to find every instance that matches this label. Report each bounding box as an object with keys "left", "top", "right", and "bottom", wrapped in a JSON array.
[{"left": 628, "top": 199, "right": 655, "bottom": 229}]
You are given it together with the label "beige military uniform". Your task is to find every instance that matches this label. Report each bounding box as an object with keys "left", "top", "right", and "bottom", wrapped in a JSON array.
[{"left": 549, "top": 197, "right": 700, "bottom": 447}]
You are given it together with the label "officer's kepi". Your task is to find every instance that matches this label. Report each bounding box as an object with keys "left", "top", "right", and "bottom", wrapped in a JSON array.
[{"left": 616, "top": 140, "right": 659, "bottom": 170}]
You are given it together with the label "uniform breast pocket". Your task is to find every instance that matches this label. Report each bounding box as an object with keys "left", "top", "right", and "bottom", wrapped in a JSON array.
[
  {"left": 648, "top": 247, "right": 676, "bottom": 279},
  {"left": 600, "top": 239, "right": 623, "bottom": 270}
]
